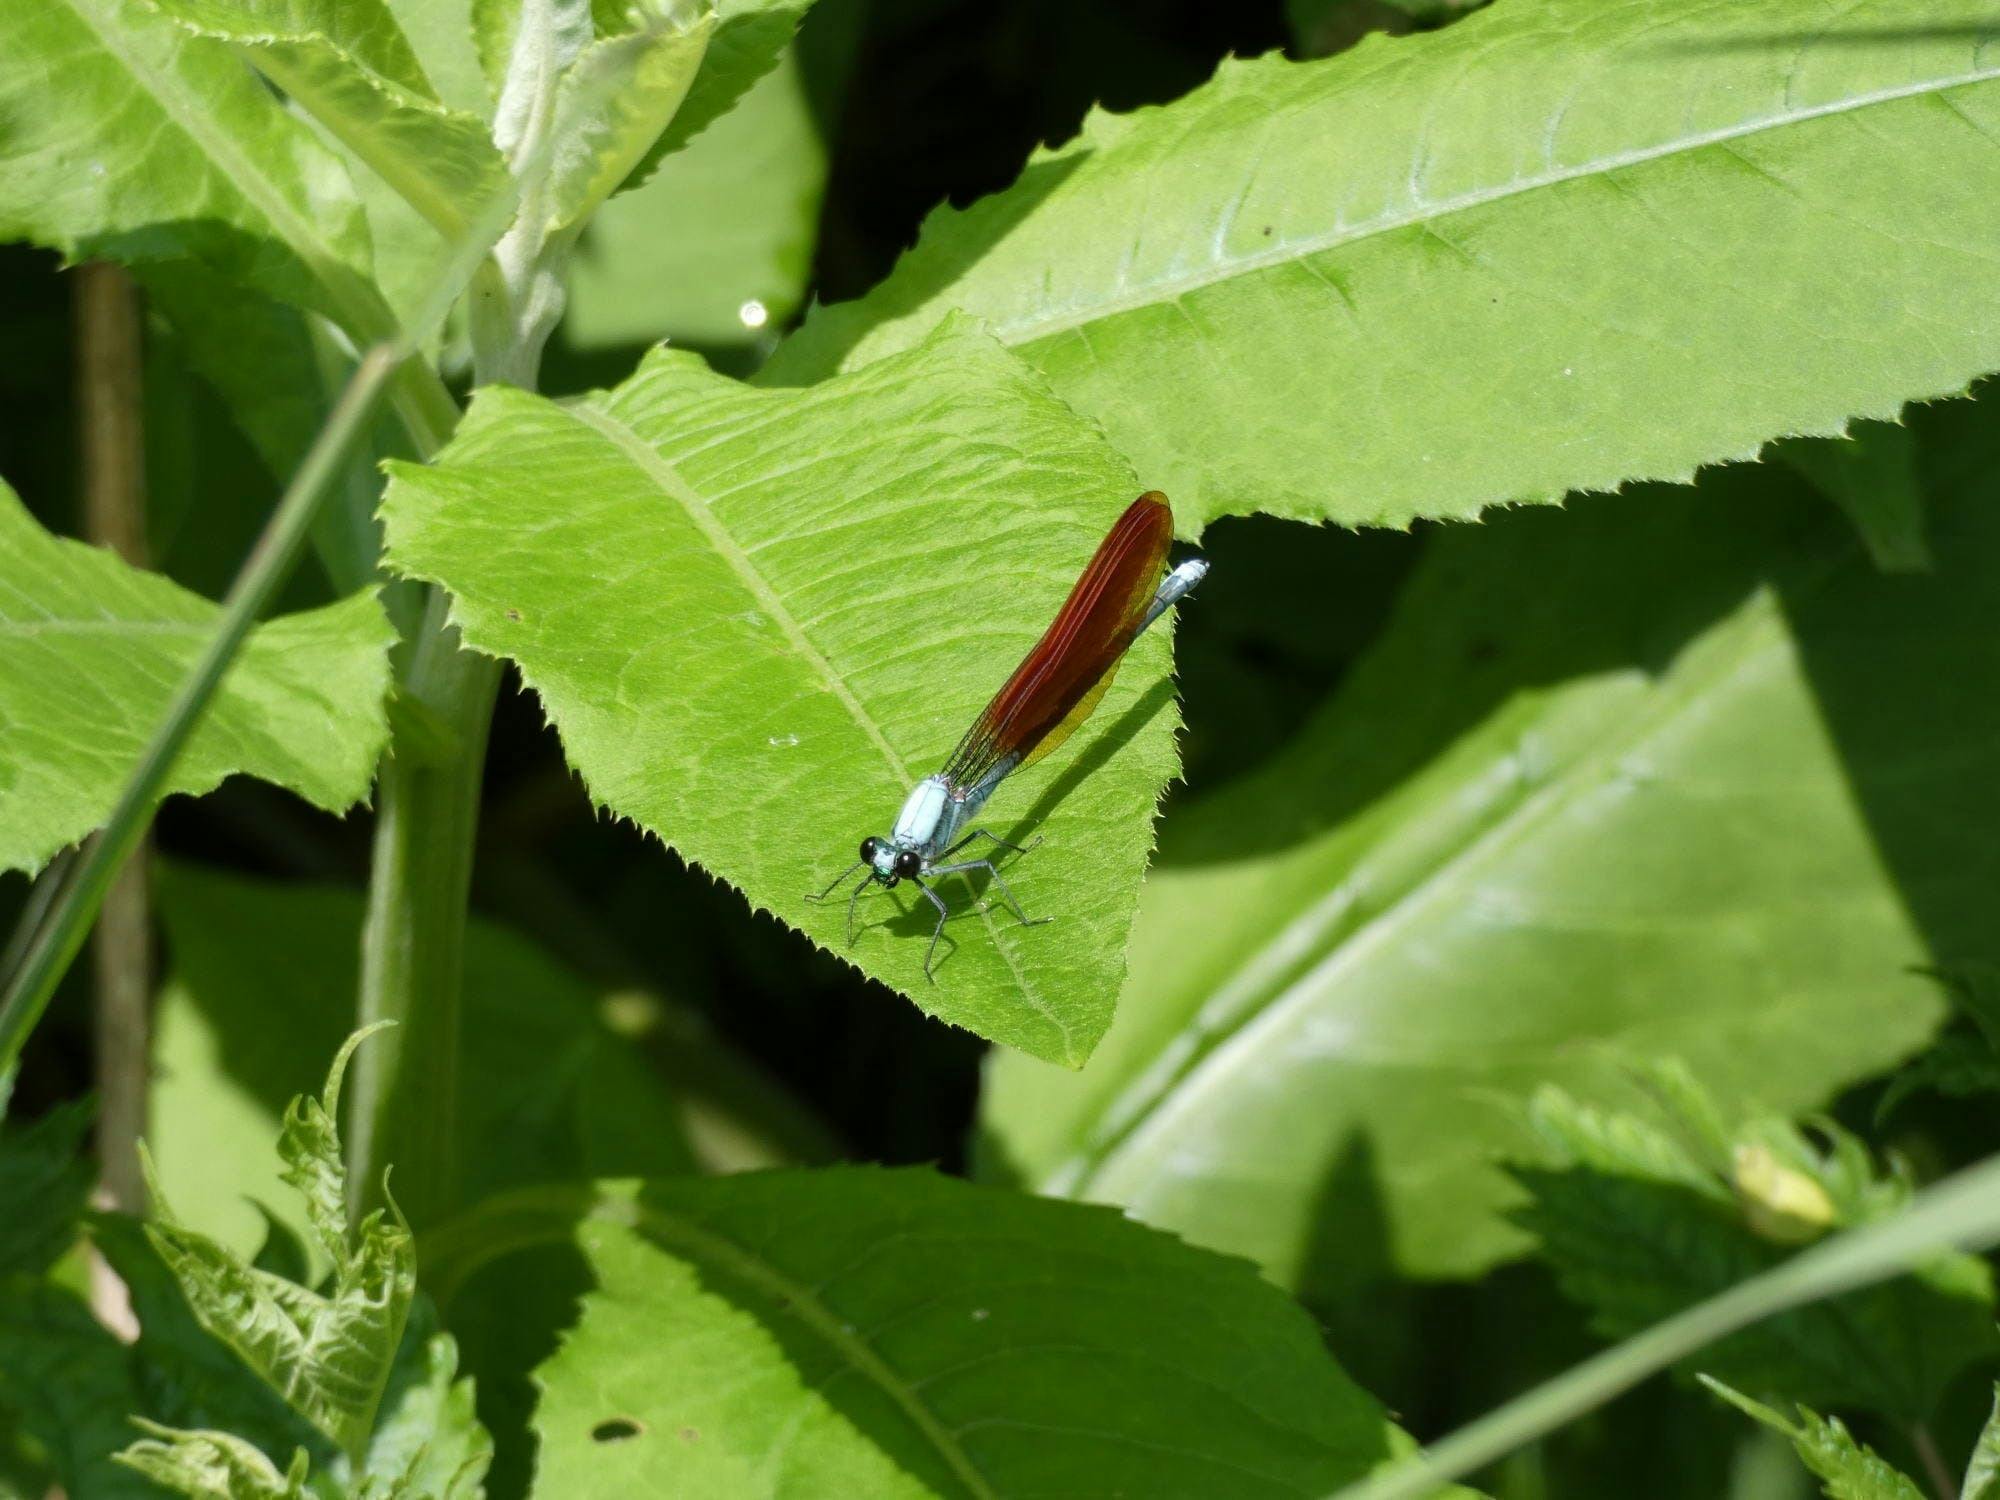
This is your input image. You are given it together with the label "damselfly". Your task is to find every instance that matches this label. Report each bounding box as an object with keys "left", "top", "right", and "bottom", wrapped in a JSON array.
[{"left": 809, "top": 491, "right": 1208, "bottom": 978}]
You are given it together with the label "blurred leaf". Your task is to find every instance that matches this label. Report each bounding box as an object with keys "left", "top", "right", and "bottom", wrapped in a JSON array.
[
  {"left": 1774, "top": 422, "right": 1931, "bottom": 573},
  {"left": 1876, "top": 1034, "right": 2000, "bottom": 1123},
  {"left": 1967, "top": 1388, "right": 2000, "bottom": 1500},
  {"left": 768, "top": 0, "right": 2000, "bottom": 532},
  {"left": 147, "top": 860, "right": 716, "bottom": 1263},
  {"left": 544, "top": 1, "right": 715, "bottom": 234},
  {"left": 0, "top": 1282, "right": 165, "bottom": 1500},
  {"left": 982, "top": 392, "right": 2000, "bottom": 1283},
  {"left": 142, "top": 1027, "right": 413, "bottom": 1460},
  {"left": 382, "top": 318, "right": 1183, "bottom": 1064},
  {"left": 1511, "top": 1074, "right": 1997, "bottom": 1420},
  {"left": 0, "top": 1099, "right": 93, "bottom": 1275},
  {"left": 0, "top": 482, "right": 394, "bottom": 877},
  {"left": 621, "top": 0, "right": 814, "bottom": 190},
  {"left": 425, "top": 1168, "right": 1437, "bottom": 1499},
  {"left": 566, "top": 40, "right": 825, "bottom": 348},
  {"left": 0, "top": 0, "right": 393, "bottom": 338},
  {"left": 1701, "top": 1379, "right": 1926, "bottom": 1500}
]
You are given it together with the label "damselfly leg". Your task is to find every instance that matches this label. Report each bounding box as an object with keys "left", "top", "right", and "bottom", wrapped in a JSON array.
[
  {"left": 928, "top": 860, "right": 1050, "bottom": 930},
  {"left": 805, "top": 860, "right": 863, "bottom": 903},
  {"left": 914, "top": 878, "right": 954, "bottom": 979}
]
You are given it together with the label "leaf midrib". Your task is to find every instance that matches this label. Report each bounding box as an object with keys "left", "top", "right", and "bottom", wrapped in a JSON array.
[
  {"left": 1056, "top": 584, "right": 1811, "bottom": 1198},
  {"left": 983, "top": 64, "right": 2000, "bottom": 351},
  {"left": 443, "top": 1183, "right": 1002, "bottom": 1500},
  {"left": 557, "top": 399, "right": 1069, "bottom": 1052},
  {"left": 62, "top": 0, "right": 388, "bottom": 339}
]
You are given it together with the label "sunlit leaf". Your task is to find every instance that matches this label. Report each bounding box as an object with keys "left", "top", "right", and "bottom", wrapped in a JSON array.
[
  {"left": 0, "top": 0, "right": 392, "bottom": 337},
  {"left": 619, "top": 0, "right": 813, "bottom": 190},
  {"left": 769, "top": 0, "right": 2000, "bottom": 532},
  {"left": 424, "top": 1168, "right": 1439, "bottom": 1499},
  {"left": 142, "top": 1028, "right": 413, "bottom": 1460},
  {"left": 981, "top": 392, "right": 2000, "bottom": 1281},
  {"left": 382, "top": 317, "right": 1184, "bottom": 1064},
  {"left": 1700, "top": 1379, "right": 1926, "bottom": 1500},
  {"left": 144, "top": 0, "right": 511, "bottom": 238},
  {"left": 1966, "top": 1386, "right": 2000, "bottom": 1500},
  {"left": 0, "top": 482, "right": 394, "bottom": 877}
]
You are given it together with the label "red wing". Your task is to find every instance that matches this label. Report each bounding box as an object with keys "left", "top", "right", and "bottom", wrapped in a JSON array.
[{"left": 940, "top": 492, "right": 1173, "bottom": 794}]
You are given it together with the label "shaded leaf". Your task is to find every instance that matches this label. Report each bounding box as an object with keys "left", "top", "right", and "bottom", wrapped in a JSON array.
[
  {"left": 147, "top": 859, "right": 740, "bottom": 1263},
  {"left": 1876, "top": 1034, "right": 2000, "bottom": 1123},
  {"left": 143, "top": 0, "right": 512, "bottom": 238},
  {"left": 566, "top": 37, "right": 827, "bottom": 348},
  {"left": 1511, "top": 1075, "right": 1996, "bottom": 1421},
  {"left": 424, "top": 1168, "right": 1432, "bottom": 1499},
  {"left": 0, "top": 1282, "right": 166, "bottom": 1500},
  {"left": 1774, "top": 420, "right": 1931, "bottom": 573},
  {"left": 1701, "top": 1378, "right": 1926, "bottom": 1500},
  {"left": 382, "top": 318, "right": 1183, "bottom": 1064},
  {"left": 0, "top": 1099, "right": 93, "bottom": 1276},
  {"left": 0, "top": 482, "right": 394, "bottom": 877},
  {"left": 0, "top": 0, "right": 392, "bottom": 337},
  {"left": 768, "top": 0, "right": 2000, "bottom": 532},
  {"left": 980, "top": 393, "right": 2000, "bottom": 1281}
]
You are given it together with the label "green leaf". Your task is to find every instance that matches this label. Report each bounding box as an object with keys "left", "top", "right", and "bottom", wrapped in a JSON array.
[
  {"left": 0, "top": 0, "right": 393, "bottom": 338},
  {"left": 980, "top": 392, "right": 2000, "bottom": 1281},
  {"left": 767, "top": 0, "right": 2000, "bottom": 532},
  {"left": 1700, "top": 1379, "right": 1926, "bottom": 1500},
  {"left": 565, "top": 36, "right": 826, "bottom": 348},
  {"left": 117, "top": 1422, "right": 311, "bottom": 1500},
  {"left": 381, "top": 318, "right": 1183, "bottom": 1064},
  {"left": 139, "top": 259, "right": 403, "bottom": 597},
  {"left": 363, "top": 1301, "right": 491, "bottom": 1500},
  {"left": 0, "top": 482, "right": 394, "bottom": 877},
  {"left": 424, "top": 1167, "right": 1427, "bottom": 1498},
  {"left": 1774, "top": 421, "right": 1931, "bottom": 574},
  {"left": 146, "top": 859, "right": 722, "bottom": 1263},
  {"left": 0, "top": 1282, "right": 166, "bottom": 1500},
  {"left": 91, "top": 1215, "right": 333, "bottom": 1475},
  {"left": 0, "top": 1100, "right": 93, "bottom": 1276},
  {"left": 142, "top": 0, "right": 512, "bottom": 239},
  {"left": 1511, "top": 1076, "right": 1997, "bottom": 1420},
  {"left": 618, "top": 0, "right": 812, "bottom": 191},
  {"left": 543, "top": 0, "right": 716, "bottom": 234},
  {"left": 1876, "top": 1034, "right": 2000, "bottom": 1123},
  {"left": 1967, "top": 1386, "right": 2000, "bottom": 1500},
  {"left": 142, "top": 1028, "right": 413, "bottom": 1462}
]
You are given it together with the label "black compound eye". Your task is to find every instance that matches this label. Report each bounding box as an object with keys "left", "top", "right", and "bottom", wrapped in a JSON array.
[
  {"left": 859, "top": 837, "right": 879, "bottom": 863},
  {"left": 894, "top": 851, "right": 922, "bottom": 879}
]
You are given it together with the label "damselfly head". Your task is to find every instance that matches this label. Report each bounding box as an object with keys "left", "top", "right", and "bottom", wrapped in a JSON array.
[{"left": 857, "top": 835, "right": 918, "bottom": 885}]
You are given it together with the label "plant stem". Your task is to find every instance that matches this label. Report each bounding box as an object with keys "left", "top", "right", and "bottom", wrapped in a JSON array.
[
  {"left": 0, "top": 178, "right": 519, "bottom": 1080},
  {"left": 1326, "top": 1150, "right": 2000, "bottom": 1500},
  {"left": 347, "top": 600, "right": 500, "bottom": 1229},
  {"left": 1911, "top": 1422, "right": 1956, "bottom": 1500},
  {"left": 0, "top": 347, "right": 403, "bottom": 1074},
  {"left": 75, "top": 261, "right": 153, "bottom": 1220}
]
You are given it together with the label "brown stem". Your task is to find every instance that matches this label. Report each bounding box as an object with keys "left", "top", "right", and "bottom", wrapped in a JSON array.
[
  {"left": 76, "top": 261, "right": 150, "bottom": 1343},
  {"left": 1911, "top": 1421, "right": 1957, "bottom": 1500}
]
